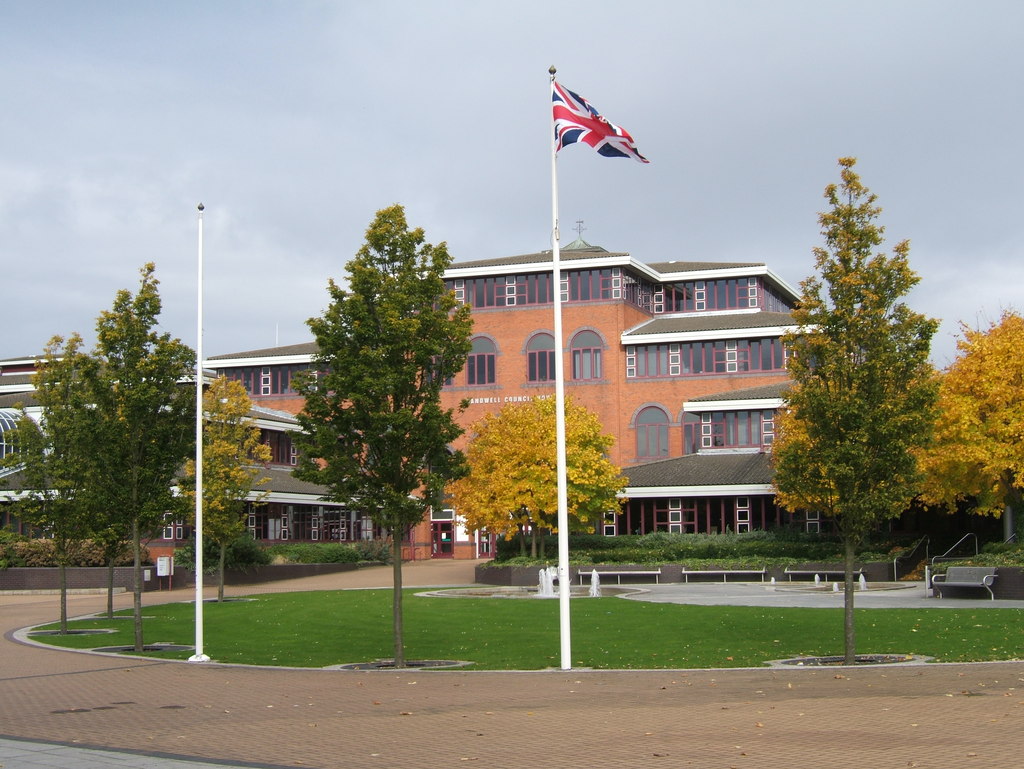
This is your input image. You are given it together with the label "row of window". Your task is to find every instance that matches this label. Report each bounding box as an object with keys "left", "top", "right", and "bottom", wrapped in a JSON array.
[
  {"left": 657, "top": 278, "right": 759, "bottom": 313},
  {"left": 448, "top": 272, "right": 796, "bottom": 316},
  {"left": 219, "top": 335, "right": 784, "bottom": 396},
  {"left": 447, "top": 268, "right": 650, "bottom": 312},
  {"left": 626, "top": 339, "right": 787, "bottom": 378},
  {"left": 223, "top": 364, "right": 310, "bottom": 396},
  {"left": 460, "top": 333, "right": 786, "bottom": 388},
  {"left": 636, "top": 407, "right": 776, "bottom": 458},
  {"left": 262, "top": 430, "right": 297, "bottom": 466},
  {"left": 466, "top": 331, "right": 605, "bottom": 385}
]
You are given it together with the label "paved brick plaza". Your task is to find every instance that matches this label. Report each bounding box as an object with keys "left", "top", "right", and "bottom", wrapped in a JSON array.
[{"left": 2, "top": 561, "right": 1022, "bottom": 769}]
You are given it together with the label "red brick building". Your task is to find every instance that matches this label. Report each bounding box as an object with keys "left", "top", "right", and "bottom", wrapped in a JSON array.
[{"left": 204, "top": 239, "right": 802, "bottom": 559}]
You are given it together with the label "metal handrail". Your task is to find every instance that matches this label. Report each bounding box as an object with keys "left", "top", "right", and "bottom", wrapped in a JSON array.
[
  {"left": 931, "top": 532, "right": 979, "bottom": 565},
  {"left": 893, "top": 535, "right": 928, "bottom": 580}
]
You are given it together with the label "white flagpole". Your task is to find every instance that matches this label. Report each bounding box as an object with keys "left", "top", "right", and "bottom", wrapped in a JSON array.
[
  {"left": 189, "top": 203, "right": 210, "bottom": 663},
  {"left": 549, "top": 66, "right": 572, "bottom": 671}
]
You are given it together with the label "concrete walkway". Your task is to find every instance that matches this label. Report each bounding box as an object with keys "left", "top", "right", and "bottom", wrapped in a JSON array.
[
  {"left": 630, "top": 579, "right": 1024, "bottom": 608},
  {"left": 2, "top": 560, "right": 1023, "bottom": 769}
]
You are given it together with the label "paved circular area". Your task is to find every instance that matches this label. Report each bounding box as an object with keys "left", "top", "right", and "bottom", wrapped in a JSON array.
[{"left": 3, "top": 561, "right": 1023, "bottom": 769}]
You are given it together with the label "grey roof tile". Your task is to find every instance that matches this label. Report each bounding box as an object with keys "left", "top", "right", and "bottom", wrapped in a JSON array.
[
  {"left": 624, "top": 451, "right": 774, "bottom": 488},
  {"left": 646, "top": 260, "right": 765, "bottom": 273},
  {"left": 207, "top": 342, "right": 318, "bottom": 361},
  {"left": 624, "top": 311, "right": 796, "bottom": 336},
  {"left": 688, "top": 381, "right": 793, "bottom": 402}
]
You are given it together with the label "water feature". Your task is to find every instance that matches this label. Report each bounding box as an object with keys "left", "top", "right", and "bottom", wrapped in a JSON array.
[
  {"left": 859, "top": 573, "right": 868, "bottom": 590},
  {"left": 537, "top": 566, "right": 558, "bottom": 598},
  {"left": 589, "top": 570, "right": 602, "bottom": 597}
]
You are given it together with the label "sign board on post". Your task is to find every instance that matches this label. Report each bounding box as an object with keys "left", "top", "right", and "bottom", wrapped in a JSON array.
[{"left": 157, "top": 556, "right": 173, "bottom": 577}]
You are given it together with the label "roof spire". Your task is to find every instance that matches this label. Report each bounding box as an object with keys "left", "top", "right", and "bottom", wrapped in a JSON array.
[{"left": 563, "top": 219, "right": 592, "bottom": 250}]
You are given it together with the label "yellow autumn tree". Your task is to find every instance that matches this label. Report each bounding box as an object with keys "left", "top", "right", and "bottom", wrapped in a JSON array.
[
  {"left": 918, "top": 311, "right": 1024, "bottom": 541},
  {"left": 183, "top": 376, "right": 271, "bottom": 600},
  {"left": 449, "top": 396, "right": 624, "bottom": 557}
]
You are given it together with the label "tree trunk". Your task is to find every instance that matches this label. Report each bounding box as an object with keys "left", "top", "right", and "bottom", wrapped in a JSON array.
[
  {"left": 518, "top": 526, "right": 526, "bottom": 557},
  {"left": 106, "top": 559, "right": 115, "bottom": 619},
  {"left": 530, "top": 526, "right": 538, "bottom": 558},
  {"left": 132, "top": 518, "right": 144, "bottom": 653},
  {"left": 391, "top": 534, "right": 405, "bottom": 668},
  {"left": 218, "top": 543, "right": 226, "bottom": 602},
  {"left": 843, "top": 538, "right": 857, "bottom": 665},
  {"left": 59, "top": 561, "right": 68, "bottom": 634}
]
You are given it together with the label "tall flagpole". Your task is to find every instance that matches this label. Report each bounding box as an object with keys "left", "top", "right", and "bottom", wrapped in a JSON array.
[
  {"left": 189, "top": 203, "right": 210, "bottom": 663},
  {"left": 549, "top": 65, "right": 572, "bottom": 671}
]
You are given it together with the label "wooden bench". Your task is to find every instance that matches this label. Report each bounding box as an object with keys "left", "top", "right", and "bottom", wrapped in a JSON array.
[
  {"left": 577, "top": 568, "right": 662, "bottom": 585},
  {"left": 680, "top": 568, "right": 766, "bottom": 583},
  {"left": 784, "top": 567, "right": 862, "bottom": 582},
  {"left": 932, "top": 566, "right": 998, "bottom": 600}
]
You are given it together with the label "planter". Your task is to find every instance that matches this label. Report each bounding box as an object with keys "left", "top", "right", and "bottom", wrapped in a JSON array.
[{"left": 477, "top": 561, "right": 893, "bottom": 586}]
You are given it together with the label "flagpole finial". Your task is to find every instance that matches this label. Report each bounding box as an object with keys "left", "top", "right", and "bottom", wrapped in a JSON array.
[
  {"left": 197, "top": 202, "right": 205, "bottom": 212},
  {"left": 549, "top": 65, "right": 556, "bottom": 77}
]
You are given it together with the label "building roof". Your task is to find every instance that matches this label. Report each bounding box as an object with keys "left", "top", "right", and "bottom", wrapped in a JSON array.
[
  {"left": 259, "top": 465, "right": 331, "bottom": 497},
  {"left": 688, "top": 381, "right": 793, "bottom": 403},
  {"left": 624, "top": 311, "right": 796, "bottom": 337},
  {"left": 249, "top": 405, "right": 299, "bottom": 425},
  {"left": 207, "top": 342, "right": 319, "bottom": 361},
  {"left": 624, "top": 451, "right": 774, "bottom": 489},
  {"left": 645, "top": 260, "right": 766, "bottom": 274},
  {"left": 0, "top": 392, "right": 38, "bottom": 409},
  {"left": 448, "top": 244, "right": 629, "bottom": 271},
  {"left": 448, "top": 249, "right": 768, "bottom": 277}
]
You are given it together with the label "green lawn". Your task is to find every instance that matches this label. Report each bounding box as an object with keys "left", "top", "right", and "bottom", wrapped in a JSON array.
[{"left": 29, "top": 589, "right": 1024, "bottom": 669}]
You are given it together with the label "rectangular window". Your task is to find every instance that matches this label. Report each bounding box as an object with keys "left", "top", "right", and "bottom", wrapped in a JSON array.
[
  {"left": 697, "top": 411, "right": 766, "bottom": 449},
  {"left": 467, "top": 353, "right": 496, "bottom": 385},
  {"left": 528, "top": 350, "right": 555, "bottom": 382}
]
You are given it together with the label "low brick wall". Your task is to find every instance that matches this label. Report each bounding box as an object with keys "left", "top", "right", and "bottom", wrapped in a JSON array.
[
  {"left": 173, "top": 562, "right": 361, "bottom": 587},
  {"left": 477, "top": 561, "right": 894, "bottom": 587},
  {"left": 1, "top": 562, "right": 363, "bottom": 592},
  {"left": 0, "top": 566, "right": 146, "bottom": 592}
]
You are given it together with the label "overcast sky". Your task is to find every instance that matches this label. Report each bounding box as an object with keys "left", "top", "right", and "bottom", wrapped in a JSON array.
[{"left": 2, "top": 0, "right": 1021, "bottom": 367}]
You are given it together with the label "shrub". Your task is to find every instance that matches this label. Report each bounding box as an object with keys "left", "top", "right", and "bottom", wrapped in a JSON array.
[
  {"left": 265, "top": 543, "right": 360, "bottom": 564},
  {"left": 175, "top": 534, "right": 271, "bottom": 573},
  {"left": 491, "top": 530, "right": 882, "bottom": 566},
  {"left": 353, "top": 538, "right": 393, "bottom": 564},
  {"left": 0, "top": 537, "right": 142, "bottom": 568}
]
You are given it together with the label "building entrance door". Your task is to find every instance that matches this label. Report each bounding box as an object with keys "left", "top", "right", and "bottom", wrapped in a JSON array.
[{"left": 431, "top": 521, "right": 454, "bottom": 558}]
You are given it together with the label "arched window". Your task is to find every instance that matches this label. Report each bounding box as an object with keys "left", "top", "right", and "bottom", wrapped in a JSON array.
[
  {"left": 635, "top": 406, "right": 669, "bottom": 458},
  {"left": 527, "top": 333, "right": 555, "bottom": 382},
  {"left": 570, "top": 330, "right": 603, "bottom": 381},
  {"left": 0, "top": 409, "right": 20, "bottom": 459},
  {"left": 466, "top": 337, "right": 496, "bottom": 386}
]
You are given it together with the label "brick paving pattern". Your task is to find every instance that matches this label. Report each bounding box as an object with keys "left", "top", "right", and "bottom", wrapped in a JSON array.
[{"left": 2, "top": 561, "right": 1023, "bottom": 769}]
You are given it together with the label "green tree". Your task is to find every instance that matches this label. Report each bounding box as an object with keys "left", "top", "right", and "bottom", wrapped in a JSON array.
[
  {"left": 183, "top": 376, "right": 271, "bottom": 601},
  {"left": 449, "top": 396, "right": 624, "bottom": 557},
  {"left": 294, "top": 205, "right": 472, "bottom": 667},
  {"left": 89, "top": 263, "right": 196, "bottom": 652},
  {"left": 3, "top": 335, "right": 101, "bottom": 632},
  {"left": 918, "top": 312, "right": 1024, "bottom": 542},
  {"left": 772, "top": 157, "right": 938, "bottom": 664}
]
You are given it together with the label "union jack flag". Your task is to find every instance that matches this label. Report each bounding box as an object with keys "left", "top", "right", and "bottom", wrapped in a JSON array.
[{"left": 552, "top": 81, "right": 648, "bottom": 164}]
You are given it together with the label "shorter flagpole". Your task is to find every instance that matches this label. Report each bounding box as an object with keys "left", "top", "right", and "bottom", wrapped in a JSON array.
[
  {"left": 189, "top": 203, "right": 210, "bottom": 663},
  {"left": 549, "top": 65, "right": 572, "bottom": 671}
]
